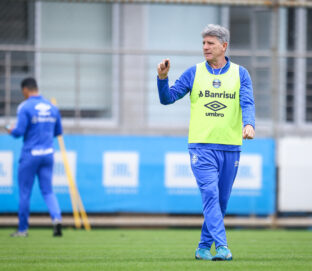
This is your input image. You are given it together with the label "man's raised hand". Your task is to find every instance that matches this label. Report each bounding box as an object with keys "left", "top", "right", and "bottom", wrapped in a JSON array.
[{"left": 157, "top": 59, "right": 170, "bottom": 79}]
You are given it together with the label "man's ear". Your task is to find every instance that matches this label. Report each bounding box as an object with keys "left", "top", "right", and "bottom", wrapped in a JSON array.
[
  {"left": 222, "top": 42, "right": 228, "bottom": 52},
  {"left": 22, "top": 88, "right": 28, "bottom": 99}
]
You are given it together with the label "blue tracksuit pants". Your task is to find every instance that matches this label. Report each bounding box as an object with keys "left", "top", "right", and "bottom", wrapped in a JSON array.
[
  {"left": 18, "top": 152, "right": 62, "bottom": 231},
  {"left": 189, "top": 148, "right": 240, "bottom": 249}
]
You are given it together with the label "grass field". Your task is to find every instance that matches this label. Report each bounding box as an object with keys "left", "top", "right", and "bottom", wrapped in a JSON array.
[{"left": 0, "top": 228, "right": 311, "bottom": 271}]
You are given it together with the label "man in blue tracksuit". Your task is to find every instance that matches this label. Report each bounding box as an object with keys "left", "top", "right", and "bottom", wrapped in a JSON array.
[
  {"left": 157, "top": 24, "right": 255, "bottom": 260},
  {"left": 6, "top": 78, "right": 63, "bottom": 237}
]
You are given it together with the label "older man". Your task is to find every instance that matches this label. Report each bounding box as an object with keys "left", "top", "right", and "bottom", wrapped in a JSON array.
[{"left": 157, "top": 24, "right": 255, "bottom": 261}]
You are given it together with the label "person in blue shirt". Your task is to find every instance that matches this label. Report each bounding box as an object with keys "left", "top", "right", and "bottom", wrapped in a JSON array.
[
  {"left": 6, "top": 78, "right": 63, "bottom": 237},
  {"left": 157, "top": 24, "right": 255, "bottom": 261}
]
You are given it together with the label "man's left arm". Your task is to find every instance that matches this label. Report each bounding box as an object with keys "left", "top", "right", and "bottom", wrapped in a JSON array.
[
  {"left": 239, "top": 66, "right": 255, "bottom": 139},
  {"left": 54, "top": 108, "right": 63, "bottom": 137}
]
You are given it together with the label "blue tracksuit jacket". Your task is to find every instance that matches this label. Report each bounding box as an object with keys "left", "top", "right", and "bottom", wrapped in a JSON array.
[{"left": 11, "top": 95, "right": 62, "bottom": 153}]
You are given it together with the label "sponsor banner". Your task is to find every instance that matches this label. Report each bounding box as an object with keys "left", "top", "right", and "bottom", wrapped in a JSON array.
[
  {"left": 0, "top": 151, "right": 13, "bottom": 195},
  {"left": 52, "top": 151, "right": 77, "bottom": 187},
  {"left": 165, "top": 152, "right": 198, "bottom": 196},
  {"left": 103, "top": 152, "right": 139, "bottom": 194},
  {"left": 51, "top": 151, "right": 76, "bottom": 194},
  {"left": 165, "top": 153, "right": 197, "bottom": 189},
  {"left": 103, "top": 152, "right": 139, "bottom": 188},
  {"left": 0, "top": 151, "right": 13, "bottom": 187},
  {"left": 0, "top": 135, "right": 275, "bottom": 214},
  {"left": 0, "top": 138, "right": 22, "bottom": 210},
  {"left": 234, "top": 154, "right": 262, "bottom": 190}
]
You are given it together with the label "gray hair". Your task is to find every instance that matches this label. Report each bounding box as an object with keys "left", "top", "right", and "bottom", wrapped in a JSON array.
[{"left": 201, "top": 24, "right": 230, "bottom": 44}]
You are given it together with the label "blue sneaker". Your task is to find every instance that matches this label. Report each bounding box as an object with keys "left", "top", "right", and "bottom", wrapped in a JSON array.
[
  {"left": 212, "top": 246, "right": 232, "bottom": 261},
  {"left": 195, "top": 248, "right": 213, "bottom": 260}
]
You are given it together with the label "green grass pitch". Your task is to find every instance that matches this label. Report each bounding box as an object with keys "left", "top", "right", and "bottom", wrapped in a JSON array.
[{"left": 0, "top": 228, "right": 311, "bottom": 271}]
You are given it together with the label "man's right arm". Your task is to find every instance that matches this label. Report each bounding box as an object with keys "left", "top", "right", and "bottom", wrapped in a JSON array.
[
  {"left": 10, "top": 105, "right": 29, "bottom": 138},
  {"left": 157, "top": 59, "right": 196, "bottom": 105}
]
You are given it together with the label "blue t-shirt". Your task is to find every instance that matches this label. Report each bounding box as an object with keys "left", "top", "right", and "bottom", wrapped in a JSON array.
[
  {"left": 157, "top": 57, "right": 255, "bottom": 151},
  {"left": 11, "top": 95, "right": 63, "bottom": 155}
]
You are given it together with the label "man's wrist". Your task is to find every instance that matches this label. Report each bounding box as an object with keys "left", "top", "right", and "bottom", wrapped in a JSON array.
[
  {"left": 158, "top": 75, "right": 168, "bottom": 80},
  {"left": 244, "top": 123, "right": 255, "bottom": 130}
]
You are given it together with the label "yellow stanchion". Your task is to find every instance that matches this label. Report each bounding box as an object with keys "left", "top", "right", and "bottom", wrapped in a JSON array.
[
  {"left": 51, "top": 98, "right": 91, "bottom": 231},
  {"left": 57, "top": 136, "right": 82, "bottom": 229}
]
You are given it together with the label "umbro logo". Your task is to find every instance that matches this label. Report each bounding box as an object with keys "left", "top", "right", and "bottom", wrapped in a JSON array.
[
  {"left": 204, "top": 101, "right": 227, "bottom": 112},
  {"left": 35, "top": 103, "right": 51, "bottom": 116}
]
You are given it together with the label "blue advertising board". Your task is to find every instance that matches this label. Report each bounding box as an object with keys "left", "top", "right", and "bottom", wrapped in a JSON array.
[{"left": 0, "top": 135, "right": 275, "bottom": 215}]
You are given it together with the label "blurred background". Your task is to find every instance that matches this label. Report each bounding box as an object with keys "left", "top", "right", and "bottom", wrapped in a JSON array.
[{"left": 0, "top": 0, "right": 312, "bottom": 228}]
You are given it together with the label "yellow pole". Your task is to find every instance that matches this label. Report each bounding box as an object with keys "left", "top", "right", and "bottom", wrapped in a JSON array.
[
  {"left": 77, "top": 192, "right": 91, "bottom": 231},
  {"left": 51, "top": 98, "right": 91, "bottom": 230},
  {"left": 57, "top": 136, "right": 82, "bottom": 229}
]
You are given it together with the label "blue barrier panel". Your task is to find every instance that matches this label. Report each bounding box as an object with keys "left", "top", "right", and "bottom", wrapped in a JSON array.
[{"left": 0, "top": 135, "right": 275, "bottom": 215}]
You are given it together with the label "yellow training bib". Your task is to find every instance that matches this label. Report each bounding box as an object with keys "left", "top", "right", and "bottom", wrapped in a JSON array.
[{"left": 188, "top": 61, "right": 242, "bottom": 145}]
